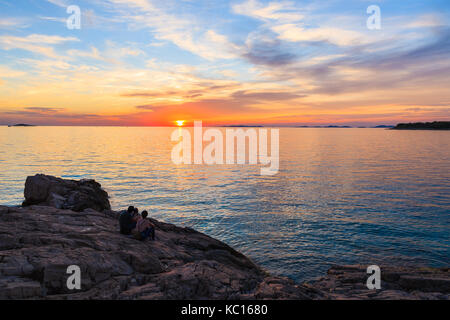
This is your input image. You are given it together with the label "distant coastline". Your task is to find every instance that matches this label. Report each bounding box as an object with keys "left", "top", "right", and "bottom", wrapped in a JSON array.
[
  {"left": 223, "top": 125, "right": 264, "bottom": 128},
  {"left": 391, "top": 121, "right": 450, "bottom": 130},
  {"left": 220, "top": 125, "right": 395, "bottom": 128},
  {"left": 7, "top": 124, "right": 36, "bottom": 127},
  {"left": 2, "top": 123, "right": 449, "bottom": 129}
]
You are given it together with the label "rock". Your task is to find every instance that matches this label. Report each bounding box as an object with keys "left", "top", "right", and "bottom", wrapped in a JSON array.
[
  {"left": 398, "top": 275, "right": 450, "bottom": 293},
  {"left": 0, "top": 277, "right": 43, "bottom": 299},
  {"left": 23, "top": 174, "right": 110, "bottom": 212},
  {"left": 307, "top": 265, "right": 450, "bottom": 300},
  {"left": 0, "top": 203, "right": 314, "bottom": 300}
]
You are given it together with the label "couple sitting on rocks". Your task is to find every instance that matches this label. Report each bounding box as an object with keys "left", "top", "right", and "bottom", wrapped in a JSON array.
[{"left": 119, "top": 206, "right": 155, "bottom": 241}]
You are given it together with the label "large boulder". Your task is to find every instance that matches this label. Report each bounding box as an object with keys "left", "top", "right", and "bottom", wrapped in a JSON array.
[{"left": 22, "top": 174, "right": 110, "bottom": 212}]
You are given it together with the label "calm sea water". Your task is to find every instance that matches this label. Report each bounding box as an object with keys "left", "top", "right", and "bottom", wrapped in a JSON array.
[{"left": 0, "top": 126, "right": 449, "bottom": 281}]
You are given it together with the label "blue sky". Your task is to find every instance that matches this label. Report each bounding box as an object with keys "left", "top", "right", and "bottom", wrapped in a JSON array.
[{"left": 0, "top": 0, "right": 449, "bottom": 126}]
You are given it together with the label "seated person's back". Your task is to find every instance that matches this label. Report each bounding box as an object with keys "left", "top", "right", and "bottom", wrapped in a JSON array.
[{"left": 119, "top": 206, "right": 136, "bottom": 235}]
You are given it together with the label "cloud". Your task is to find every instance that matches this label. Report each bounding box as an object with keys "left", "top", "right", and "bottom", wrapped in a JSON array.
[
  {"left": 7, "top": 34, "right": 79, "bottom": 44},
  {"left": 0, "top": 107, "right": 157, "bottom": 126},
  {"left": 234, "top": 0, "right": 365, "bottom": 48},
  {"left": 218, "top": 70, "right": 239, "bottom": 78},
  {"left": 45, "top": 0, "right": 70, "bottom": 7},
  {"left": 67, "top": 47, "right": 103, "bottom": 60},
  {"left": 126, "top": 88, "right": 306, "bottom": 120},
  {"left": 129, "top": 89, "right": 304, "bottom": 114},
  {"left": 121, "top": 83, "right": 239, "bottom": 101},
  {"left": 272, "top": 24, "right": 363, "bottom": 46},
  {"left": 0, "top": 34, "right": 79, "bottom": 58},
  {"left": 3, "top": 107, "right": 65, "bottom": 116},
  {"left": 231, "top": 90, "right": 305, "bottom": 101},
  {"left": 65, "top": 42, "right": 144, "bottom": 66},
  {"left": 122, "top": 90, "right": 179, "bottom": 98},
  {"left": 0, "top": 17, "right": 30, "bottom": 29},
  {"left": 253, "top": 26, "right": 450, "bottom": 97},
  {"left": 406, "top": 14, "right": 446, "bottom": 29},
  {"left": 14, "top": 34, "right": 80, "bottom": 44},
  {"left": 24, "top": 107, "right": 65, "bottom": 113},
  {"left": 233, "top": 0, "right": 304, "bottom": 22},
  {"left": 242, "top": 31, "right": 297, "bottom": 66},
  {"left": 39, "top": 16, "right": 67, "bottom": 23},
  {"left": 0, "top": 66, "right": 26, "bottom": 78},
  {"left": 135, "top": 104, "right": 156, "bottom": 110},
  {"left": 105, "top": 0, "right": 241, "bottom": 60},
  {"left": 398, "top": 27, "right": 450, "bottom": 63}
]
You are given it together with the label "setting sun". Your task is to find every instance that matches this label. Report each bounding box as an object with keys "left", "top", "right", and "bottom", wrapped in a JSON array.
[{"left": 176, "top": 120, "right": 185, "bottom": 127}]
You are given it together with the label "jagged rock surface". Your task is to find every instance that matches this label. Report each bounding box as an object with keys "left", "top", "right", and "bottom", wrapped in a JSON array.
[
  {"left": 0, "top": 205, "right": 317, "bottom": 300},
  {"left": 305, "top": 265, "right": 450, "bottom": 300}
]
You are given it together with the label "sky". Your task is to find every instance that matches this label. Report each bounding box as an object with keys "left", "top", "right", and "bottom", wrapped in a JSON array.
[{"left": 0, "top": 0, "right": 449, "bottom": 126}]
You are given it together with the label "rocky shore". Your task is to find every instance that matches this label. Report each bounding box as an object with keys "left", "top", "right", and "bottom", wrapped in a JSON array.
[{"left": 0, "top": 175, "right": 448, "bottom": 300}]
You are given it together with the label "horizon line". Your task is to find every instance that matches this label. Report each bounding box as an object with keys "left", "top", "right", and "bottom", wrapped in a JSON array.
[{"left": 2, "top": 124, "right": 399, "bottom": 128}]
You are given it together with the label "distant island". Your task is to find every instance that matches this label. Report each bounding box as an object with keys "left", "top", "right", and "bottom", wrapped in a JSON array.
[
  {"left": 221, "top": 125, "right": 398, "bottom": 128},
  {"left": 296, "top": 125, "right": 352, "bottom": 128},
  {"left": 391, "top": 121, "right": 450, "bottom": 130},
  {"left": 223, "top": 125, "right": 264, "bottom": 128},
  {"left": 7, "top": 124, "right": 35, "bottom": 127},
  {"left": 296, "top": 125, "right": 395, "bottom": 128},
  {"left": 374, "top": 125, "right": 394, "bottom": 128}
]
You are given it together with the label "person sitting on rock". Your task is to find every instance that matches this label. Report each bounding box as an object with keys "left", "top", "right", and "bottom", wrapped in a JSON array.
[
  {"left": 132, "top": 210, "right": 155, "bottom": 241},
  {"left": 132, "top": 207, "right": 140, "bottom": 222},
  {"left": 119, "top": 206, "right": 137, "bottom": 235}
]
